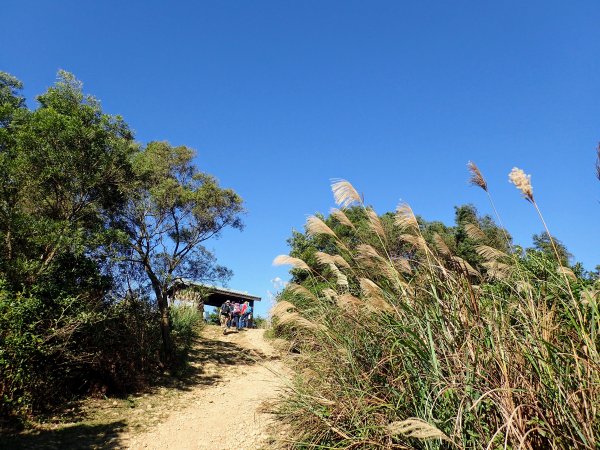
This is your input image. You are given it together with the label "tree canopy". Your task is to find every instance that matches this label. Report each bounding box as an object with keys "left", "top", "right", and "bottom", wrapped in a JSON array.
[
  {"left": 0, "top": 71, "right": 244, "bottom": 419},
  {"left": 123, "top": 141, "right": 244, "bottom": 358}
]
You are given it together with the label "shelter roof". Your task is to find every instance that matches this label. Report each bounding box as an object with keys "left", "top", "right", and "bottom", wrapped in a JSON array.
[{"left": 172, "top": 279, "right": 261, "bottom": 306}]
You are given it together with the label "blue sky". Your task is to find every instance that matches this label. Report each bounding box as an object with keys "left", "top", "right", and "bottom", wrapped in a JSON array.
[{"left": 2, "top": 1, "right": 599, "bottom": 317}]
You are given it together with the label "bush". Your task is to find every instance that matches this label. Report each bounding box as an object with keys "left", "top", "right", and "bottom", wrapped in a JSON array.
[
  {"left": 252, "top": 315, "right": 268, "bottom": 329},
  {"left": 170, "top": 304, "right": 203, "bottom": 364},
  {"left": 0, "top": 287, "right": 162, "bottom": 422},
  {"left": 86, "top": 296, "right": 162, "bottom": 394}
]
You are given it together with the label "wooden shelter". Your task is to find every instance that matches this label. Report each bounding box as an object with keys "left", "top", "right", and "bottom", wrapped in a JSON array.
[{"left": 170, "top": 279, "right": 261, "bottom": 311}]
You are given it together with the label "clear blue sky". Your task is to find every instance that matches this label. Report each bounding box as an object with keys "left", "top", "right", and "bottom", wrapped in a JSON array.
[{"left": 2, "top": 1, "right": 599, "bottom": 317}]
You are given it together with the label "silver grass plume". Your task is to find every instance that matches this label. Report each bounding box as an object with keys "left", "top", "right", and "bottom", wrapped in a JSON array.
[
  {"left": 356, "top": 244, "right": 402, "bottom": 283},
  {"left": 336, "top": 293, "right": 363, "bottom": 311},
  {"left": 464, "top": 223, "right": 487, "bottom": 241},
  {"left": 432, "top": 233, "right": 452, "bottom": 257},
  {"left": 557, "top": 266, "right": 577, "bottom": 281},
  {"left": 360, "top": 278, "right": 394, "bottom": 313},
  {"left": 330, "top": 208, "right": 356, "bottom": 229},
  {"left": 315, "top": 252, "right": 348, "bottom": 269},
  {"left": 482, "top": 261, "right": 512, "bottom": 280},
  {"left": 359, "top": 278, "right": 383, "bottom": 298},
  {"left": 331, "top": 179, "right": 362, "bottom": 208},
  {"left": 452, "top": 256, "right": 481, "bottom": 278},
  {"left": 271, "top": 300, "right": 296, "bottom": 317},
  {"left": 286, "top": 283, "right": 317, "bottom": 302},
  {"left": 387, "top": 418, "right": 450, "bottom": 442},
  {"left": 400, "top": 234, "right": 429, "bottom": 253},
  {"left": 508, "top": 167, "right": 534, "bottom": 202},
  {"left": 273, "top": 255, "right": 311, "bottom": 271},
  {"left": 356, "top": 244, "right": 384, "bottom": 261},
  {"left": 392, "top": 256, "right": 412, "bottom": 274},
  {"left": 322, "top": 288, "right": 338, "bottom": 301},
  {"left": 467, "top": 161, "right": 488, "bottom": 192},
  {"left": 395, "top": 203, "right": 419, "bottom": 232},
  {"left": 306, "top": 215, "right": 337, "bottom": 238},
  {"left": 275, "top": 311, "right": 323, "bottom": 331},
  {"left": 331, "top": 254, "right": 350, "bottom": 269},
  {"left": 476, "top": 245, "right": 508, "bottom": 263},
  {"left": 366, "top": 208, "right": 385, "bottom": 238}
]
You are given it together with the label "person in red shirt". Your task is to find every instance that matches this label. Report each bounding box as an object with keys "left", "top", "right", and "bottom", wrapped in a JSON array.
[
  {"left": 232, "top": 301, "right": 242, "bottom": 331},
  {"left": 239, "top": 301, "right": 249, "bottom": 329}
]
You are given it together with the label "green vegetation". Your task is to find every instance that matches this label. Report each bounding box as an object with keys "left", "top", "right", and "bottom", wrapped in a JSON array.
[
  {"left": 123, "top": 141, "right": 243, "bottom": 362},
  {"left": 0, "top": 71, "right": 242, "bottom": 422},
  {"left": 170, "top": 304, "right": 204, "bottom": 363},
  {"left": 252, "top": 315, "right": 268, "bottom": 329},
  {"left": 272, "top": 170, "right": 599, "bottom": 448}
]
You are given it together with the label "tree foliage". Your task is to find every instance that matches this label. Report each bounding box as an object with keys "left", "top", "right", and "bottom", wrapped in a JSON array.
[
  {"left": 123, "top": 141, "right": 244, "bottom": 360},
  {"left": 0, "top": 71, "right": 242, "bottom": 420}
]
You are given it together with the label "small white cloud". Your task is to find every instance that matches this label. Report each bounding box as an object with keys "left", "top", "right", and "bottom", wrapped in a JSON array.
[
  {"left": 271, "top": 277, "right": 288, "bottom": 291},
  {"left": 266, "top": 277, "right": 289, "bottom": 310}
]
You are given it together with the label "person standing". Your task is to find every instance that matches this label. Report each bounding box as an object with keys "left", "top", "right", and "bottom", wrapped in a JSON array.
[
  {"left": 232, "top": 301, "right": 242, "bottom": 331},
  {"left": 239, "top": 301, "right": 249, "bottom": 329},
  {"left": 246, "top": 303, "right": 254, "bottom": 328},
  {"left": 220, "top": 300, "right": 232, "bottom": 334}
]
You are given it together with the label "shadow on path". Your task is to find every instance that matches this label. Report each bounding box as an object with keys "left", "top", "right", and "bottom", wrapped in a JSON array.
[
  {"left": 0, "top": 420, "right": 126, "bottom": 450},
  {"left": 164, "top": 327, "right": 270, "bottom": 390},
  {"left": 0, "top": 327, "right": 272, "bottom": 449}
]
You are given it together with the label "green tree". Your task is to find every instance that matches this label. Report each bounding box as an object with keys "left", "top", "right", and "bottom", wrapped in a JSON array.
[
  {"left": 0, "top": 71, "right": 139, "bottom": 417},
  {"left": 123, "top": 141, "right": 244, "bottom": 362},
  {"left": 0, "top": 70, "right": 134, "bottom": 294},
  {"left": 532, "top": 231, "right": 571, "bottom": 266}
]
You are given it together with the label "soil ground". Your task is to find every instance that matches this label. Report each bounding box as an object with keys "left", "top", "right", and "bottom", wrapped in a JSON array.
[{"left": 1, "top": 325, "right": 288, "bottom": 450}]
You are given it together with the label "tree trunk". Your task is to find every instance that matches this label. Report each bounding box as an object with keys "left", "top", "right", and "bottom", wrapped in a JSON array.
[
  {"left": 157, "top": 290, "right": 174, "bottom": 365},
  {"left": 146, "top": 269, "right": 174, "bottom": 366}
]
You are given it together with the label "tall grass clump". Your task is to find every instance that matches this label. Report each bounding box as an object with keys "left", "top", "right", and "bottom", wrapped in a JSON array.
[
  {"left": 170, "top": 304, "right": 203, "bottom": 364},
  {"left": 272, "top": 168, "right": 599, "bottom": 449}
]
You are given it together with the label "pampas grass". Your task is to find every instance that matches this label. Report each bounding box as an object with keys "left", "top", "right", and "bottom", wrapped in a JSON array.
[
  {"left": 395, "top": 202, "right": 419, "bottom": 232},
  {"left": 464, "top": 222, "right": 487, "bottom": 241},
  {"left": 306, "top": 215, "right": 337, "bottom": 238},
  {"left": 330, "top": 208, "right": 356, "bottom": 229},
  {"left": 509, "top": 167, "right": 534, "bottom": 202},
  {"left": 273, "top": 255, "right": 311, "bottom": 271},
  {"left": 467, "top": 161, "right": 488, "bottom": 192},
  {"left": 387, "top": 418, "right": 451, "bottom": 442},
  {"left": 273, "top": 171, "right": 598, "bottom": 450},
  {"left": 331, "top": 179, "right": 362, "bottom": 208},
  {"left": 366, "top": 208, "right": 385, "bottom": 239},
  {"left": 315, "top": 251, "right": 350, "bottom": 270}
]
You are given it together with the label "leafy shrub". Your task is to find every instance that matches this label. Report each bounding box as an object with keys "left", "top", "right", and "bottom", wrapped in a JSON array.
[
  {"left": 86, "top": 296, "right": 162, "bottom": 394},
  {"left": 170, "top": 304, "right": 203, "bottom": 363},
  {"left": 0, "top": 286, "right": 162, "bottom": 422},
  {"left": 252, "top": 315, "right": 268, "bottom": 329}
]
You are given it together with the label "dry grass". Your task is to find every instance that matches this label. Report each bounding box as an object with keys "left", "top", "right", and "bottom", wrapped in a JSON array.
[{"left": 272, "top": 174, "right": 599, "bottom": 449}]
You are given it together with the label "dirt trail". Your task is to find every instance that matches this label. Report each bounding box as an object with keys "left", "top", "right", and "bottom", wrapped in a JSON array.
[{"left": 124, "top": 326, "right": 287, "bottom": 450}]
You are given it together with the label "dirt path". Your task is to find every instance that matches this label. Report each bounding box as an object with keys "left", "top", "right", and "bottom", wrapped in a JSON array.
[{"left": 123, "top": 326, "right": 287, "bottom": 450}]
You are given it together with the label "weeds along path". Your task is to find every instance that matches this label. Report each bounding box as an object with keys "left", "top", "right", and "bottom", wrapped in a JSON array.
[{"left": 124, "top": 326, "right": 287, "bottom": 450}]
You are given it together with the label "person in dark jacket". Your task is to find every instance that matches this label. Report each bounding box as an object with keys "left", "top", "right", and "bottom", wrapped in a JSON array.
[{"left": 220, "top": 300, "right": 232, "bottom": 334}]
